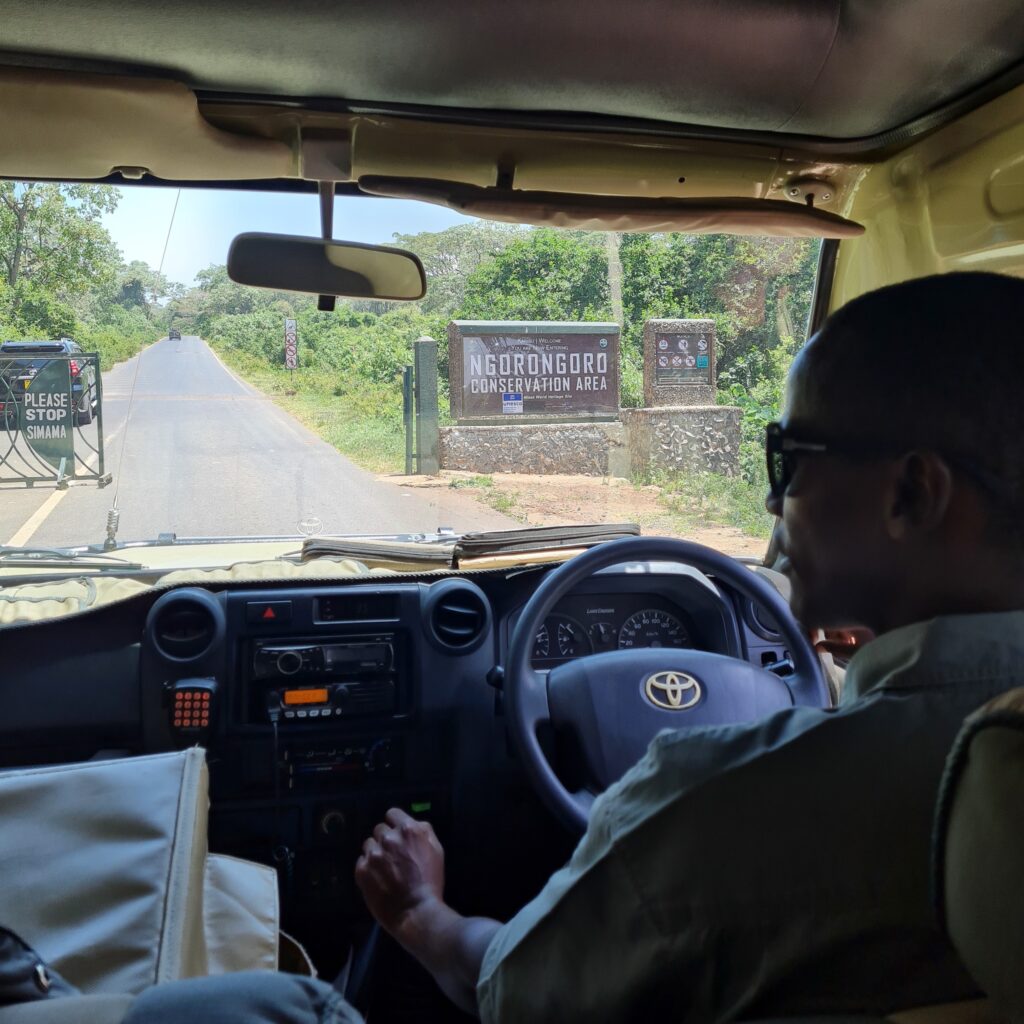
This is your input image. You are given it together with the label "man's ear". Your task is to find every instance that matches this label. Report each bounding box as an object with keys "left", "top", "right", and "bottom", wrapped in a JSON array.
[{"left": 886, "top": 451, "right": 954, "bottom": 539}]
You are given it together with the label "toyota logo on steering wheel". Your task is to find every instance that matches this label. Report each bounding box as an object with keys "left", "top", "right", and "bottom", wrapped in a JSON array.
[{"left": 644, "top": 671, "right": 702, "bottom": 711}]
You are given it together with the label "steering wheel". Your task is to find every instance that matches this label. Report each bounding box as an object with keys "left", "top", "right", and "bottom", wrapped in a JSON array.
[{"left": 506, "top": 537, "right": 828, "bottom": 832}]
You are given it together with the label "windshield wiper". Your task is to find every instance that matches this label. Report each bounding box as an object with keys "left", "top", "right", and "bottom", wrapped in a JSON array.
[
  {"left": 0, "top": 546, "right": 144, "bottom": 570},
  {"left": 453, "top": 523, "right": 640, "bottom": 559},
  {"left": 300, "top": 523, "right": 641, "bottom": 568}
]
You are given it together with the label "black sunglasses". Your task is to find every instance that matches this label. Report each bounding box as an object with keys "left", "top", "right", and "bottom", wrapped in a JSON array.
[{"left": 764, "top": 422, "right": 1009, "bottom": 501}]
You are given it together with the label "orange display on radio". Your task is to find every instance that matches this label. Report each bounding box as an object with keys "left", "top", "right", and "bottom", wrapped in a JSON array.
[{"left": 283, "top": 688, "right": 329, "bottom": 706}]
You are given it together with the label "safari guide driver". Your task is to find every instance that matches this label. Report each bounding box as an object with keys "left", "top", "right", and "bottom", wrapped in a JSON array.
[
  {"left": 354, "top": 272, "right": 1024, "bottom": 1021},
  {"left": 5, "top": 272, "right": 1022, "bottom": 1023}
]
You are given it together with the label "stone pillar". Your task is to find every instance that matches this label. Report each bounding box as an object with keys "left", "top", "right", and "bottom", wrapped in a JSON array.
[
  {"left": 621, "top": 406, "right": 741, "bottom": 478},
  {"left": 413, "top": 336, "right": 439, "bottom": 474},
  {"left": 624, "top": 318, "right": 740, "bottom": 477}
]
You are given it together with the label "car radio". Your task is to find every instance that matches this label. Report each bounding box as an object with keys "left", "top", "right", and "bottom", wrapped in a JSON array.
[
  {"left": 247, "top": 636, "right": 400, "bottom": 723},
  {"left": 253, "top": 639, "right": 392, "bottom": 680}
]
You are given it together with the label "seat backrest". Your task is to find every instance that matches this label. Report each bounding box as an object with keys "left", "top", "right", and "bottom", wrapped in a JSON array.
[
  {"left": 933, "top": 687, "right": 1024, "bottom": 1021},
  {"left": 0, "top": 749, "right": 209, "bottom": 994}
]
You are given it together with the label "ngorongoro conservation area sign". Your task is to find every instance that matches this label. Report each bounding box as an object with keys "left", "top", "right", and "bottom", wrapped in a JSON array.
[{"left": 448, "top": 321, "right": 620, "bottom": 423}]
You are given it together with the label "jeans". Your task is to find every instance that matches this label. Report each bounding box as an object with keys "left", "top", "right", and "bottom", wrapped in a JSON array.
[
  {"left": 124, "top": 973, "right": 364, "bottom": 1024},
  {"left": 2, "top": 925, "right": 365, "bottom": 1024}
]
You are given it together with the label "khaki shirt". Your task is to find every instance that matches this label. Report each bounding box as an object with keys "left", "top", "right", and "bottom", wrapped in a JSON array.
[{"left": 477, "top": 611, "right": 1024, "bottom": 1022}]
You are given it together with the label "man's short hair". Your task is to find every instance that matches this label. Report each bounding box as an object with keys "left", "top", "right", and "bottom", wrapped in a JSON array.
[{"left": 802, "top": 271, "right": 1024, "bottom": 545}]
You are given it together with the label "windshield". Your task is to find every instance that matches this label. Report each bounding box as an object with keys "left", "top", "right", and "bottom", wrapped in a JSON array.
[{"left": 0, "top": 182, "right": 821, "bottom": 571}]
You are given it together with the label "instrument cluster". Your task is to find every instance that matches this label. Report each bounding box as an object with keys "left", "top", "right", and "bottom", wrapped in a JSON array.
[{"left": 530, "top": 592, "right": 701, "bottom": 667}]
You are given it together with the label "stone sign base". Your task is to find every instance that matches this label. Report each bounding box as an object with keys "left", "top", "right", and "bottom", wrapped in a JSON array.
[
  {"left": 438, "top": 407, "right": 741, "bottom": 480},
  {"left": 621, "top": 406, "right": 742, "bottom": 478},
  {"left": 439, "top": 422, "right": 629, "bottom": 477}
]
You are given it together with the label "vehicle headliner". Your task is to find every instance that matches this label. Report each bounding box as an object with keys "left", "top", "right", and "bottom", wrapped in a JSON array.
[{"left": 1, "top": 0, "right": 1024, "bottom": 145}]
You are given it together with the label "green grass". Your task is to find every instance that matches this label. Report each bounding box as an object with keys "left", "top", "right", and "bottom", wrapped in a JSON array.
[
  {"left": 212, "top": 346, "right": 407, "bottom": 475},
  {"left": 277, "top": 392, "right": 406, "bottom": 474},
  {"left": 641, "top": 467, "right": 774, "bottom": 539},
  {"left": 448, "top": 475, "right": 494, "bottom": 489},
  {"left": 447, "top": 474, "right": 521, "bottom": 519},
  {"left": 483, "top": 490, "right": 519, "bottom": 516}
]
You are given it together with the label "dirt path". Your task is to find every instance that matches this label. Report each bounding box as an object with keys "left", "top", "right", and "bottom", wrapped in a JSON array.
[{"left": 383, "top": 470, "right": 768, "bottom": 558}]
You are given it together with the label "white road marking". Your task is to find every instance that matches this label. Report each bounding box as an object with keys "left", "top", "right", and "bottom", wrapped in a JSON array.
[
  {"left": 204, "top": 340, "right": 260, "bottom": 397},
  {"left": 204, "top": 338, "right": 314, "bottom": 445},
  {"left": 5, "top": 426, "right": 121, "bottom": 547}
]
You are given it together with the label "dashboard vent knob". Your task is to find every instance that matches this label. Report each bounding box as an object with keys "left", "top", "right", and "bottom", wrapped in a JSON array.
[
  {"left": 147, "top": 589, "right": 225, "bottom": 663},
  {"left": 423, "top": 580, "right": 491, "bottom": 653}
]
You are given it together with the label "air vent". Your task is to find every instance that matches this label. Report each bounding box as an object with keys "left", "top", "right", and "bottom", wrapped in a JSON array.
[
  {"left": 147, "top": 589, "right": 225, "bottom": 663},
  {"left": 423, "top": 580, "right": 491, "bottom": 653},
  {"left": 746, "top": 598, "right": 782, "bottom": 641},
  {"left": 432, "top": 590, "right": 487, "bottom": 647}
]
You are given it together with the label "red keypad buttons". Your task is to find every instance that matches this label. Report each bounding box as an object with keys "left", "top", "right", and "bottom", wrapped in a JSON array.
[{"left": 171, "top": 689, "right": 213, "bottom": 730}]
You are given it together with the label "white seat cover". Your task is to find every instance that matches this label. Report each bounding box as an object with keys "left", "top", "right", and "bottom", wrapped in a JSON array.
[{"left": 0, "top": 750, "right": 209, "bottom": 994}]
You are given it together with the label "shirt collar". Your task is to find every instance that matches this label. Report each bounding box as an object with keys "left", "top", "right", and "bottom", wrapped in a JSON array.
[{"left": 843, "top": 610, "right": 1024, "bottom": 703}]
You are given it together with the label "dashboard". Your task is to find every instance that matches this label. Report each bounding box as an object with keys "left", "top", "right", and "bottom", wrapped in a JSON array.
[{"left": 0, "top": 559, "right": 790, "bottom": 971}]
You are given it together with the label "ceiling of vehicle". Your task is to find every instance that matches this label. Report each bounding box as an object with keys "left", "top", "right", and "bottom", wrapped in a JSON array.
[{"left": 1, "top": 0, "right": 1023, "bottom": 143}]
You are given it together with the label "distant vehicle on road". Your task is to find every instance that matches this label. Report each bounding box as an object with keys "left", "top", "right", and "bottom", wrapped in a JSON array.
[
  {"left": 0, "top": 338, "right": 98, "bottom": 426},
  {"left": 169, "top": 327, "right": 181, "bottom": 340}
]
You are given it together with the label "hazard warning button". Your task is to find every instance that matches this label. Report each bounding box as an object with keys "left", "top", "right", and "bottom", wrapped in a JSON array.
[{"left": 246, "top": 600, "right": 292, "bottom": 625}]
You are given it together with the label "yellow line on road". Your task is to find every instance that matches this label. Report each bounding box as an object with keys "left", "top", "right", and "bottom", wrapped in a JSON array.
[{"left": 5, "top": 426, "right": 121, "bottom": 547}]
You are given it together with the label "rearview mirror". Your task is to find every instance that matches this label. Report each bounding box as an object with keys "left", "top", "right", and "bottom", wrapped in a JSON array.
[{"left": 227, "top": 232, "right": 426, "bottom": 300}]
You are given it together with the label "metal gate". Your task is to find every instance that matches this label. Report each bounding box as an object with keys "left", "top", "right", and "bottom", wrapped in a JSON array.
[{"left": 0, "top": 350, "right": 110, "bottom": 489}]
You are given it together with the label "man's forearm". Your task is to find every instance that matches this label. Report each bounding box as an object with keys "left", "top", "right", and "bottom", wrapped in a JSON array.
[{"left": 394, "top": 898, "right": 501, "bottom": 1017}]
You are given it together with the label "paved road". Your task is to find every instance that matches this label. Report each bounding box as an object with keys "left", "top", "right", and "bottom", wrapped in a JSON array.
[{"left": 0, "top": 336, "right": 513, "bottom": 549}]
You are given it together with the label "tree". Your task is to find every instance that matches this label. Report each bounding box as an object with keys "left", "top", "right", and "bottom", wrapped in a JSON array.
[
  {"left": 117, "top": 276, "right": 148, "bottom": 309},
  {"left": 0, "top": 183, "right": 120, "bottom": 304},
  {"left": 6, "top": 281, "right": 78, "bottom": 337},
  {"left": 459, "top": 229, "right": 610, "bottom": 321},
  {"left": 115, "top": 260, "right": 175, "bottom": 309},
  {"left": 171, "top": 264, "right": 302, "bottom": 335},
  {"left": 605, "top": 232, "right": 624, "bottom": 327},
  {"left": 392, "top": 222, "right": 525, "bottom": 317},
  {"left": 677, "top": 234, "right": 821, "bottom": 373},
  {"left": 618, "top": 234, "right": 690, "bottom": 351}
]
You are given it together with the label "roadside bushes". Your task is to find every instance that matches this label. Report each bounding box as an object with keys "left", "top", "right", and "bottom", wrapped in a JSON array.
[
  {"left": 0, "top": 284, "right": 159, "bottom": 371},
  {"left": 77, "top": 305, "right": 159, "bottom": 369},
  {"left": 716, "top": 334, "right": 796, "bottom": 486}
]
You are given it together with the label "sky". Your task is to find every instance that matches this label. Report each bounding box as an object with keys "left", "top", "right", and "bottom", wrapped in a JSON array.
[{"left": 102, "top": 186, "right": 475, "bottom": 287}]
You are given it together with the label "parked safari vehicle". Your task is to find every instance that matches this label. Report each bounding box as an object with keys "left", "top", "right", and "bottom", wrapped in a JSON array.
[
  {"left": 168, "top": 327, "right": 181, "bottom": 340},
  {"left": 0, "top": 338, "right": 97, "bottom": 425},
  {"left": 1, "top": 2, "right": 1024, "bottom": 1023}
]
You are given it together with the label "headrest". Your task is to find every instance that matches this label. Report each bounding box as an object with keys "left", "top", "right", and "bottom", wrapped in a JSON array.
[{"left": 933, "top": 688, "right": 1024, "bottom": 1018}]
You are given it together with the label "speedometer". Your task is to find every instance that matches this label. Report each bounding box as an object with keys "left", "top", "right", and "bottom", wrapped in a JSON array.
[{"left": 618, "top": 610, "right": 691, "bottom": 649}]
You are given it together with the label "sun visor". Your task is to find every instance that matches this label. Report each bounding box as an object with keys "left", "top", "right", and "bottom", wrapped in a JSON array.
[
  {"left": 0, "top": 68, "right": 294, "bottom": 181},
  {"left": 357, "top": 177, "right": 864, "bottom": 238}
]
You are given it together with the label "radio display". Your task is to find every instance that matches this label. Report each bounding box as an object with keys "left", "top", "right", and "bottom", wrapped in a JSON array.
[{"left": 283, "top": 688, "right": 329, "bottom": 706}]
